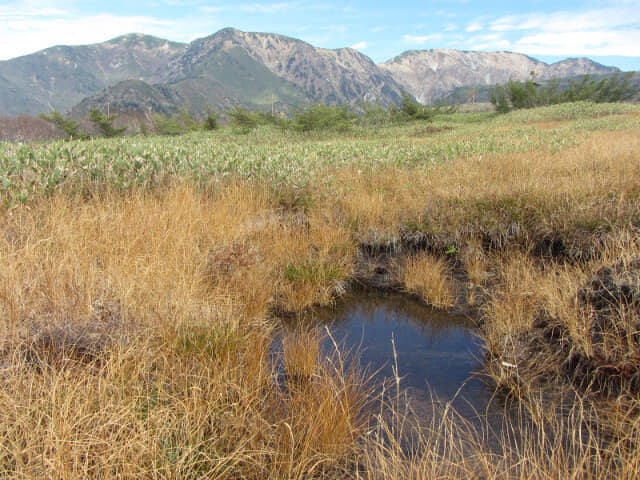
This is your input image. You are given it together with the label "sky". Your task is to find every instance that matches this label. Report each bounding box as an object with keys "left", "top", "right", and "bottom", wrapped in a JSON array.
[{"left": 1, "top": 0, "right": 639, "bottom": 70}]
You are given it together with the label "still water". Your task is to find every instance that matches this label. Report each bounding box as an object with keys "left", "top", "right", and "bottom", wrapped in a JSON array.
[{"left": 312, "top": 291, "right": 499, "bottom": 422}]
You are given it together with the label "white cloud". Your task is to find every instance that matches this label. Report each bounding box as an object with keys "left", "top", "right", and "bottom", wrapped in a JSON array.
[
  {"left": 237, "top": 3, "right": 299, "bottom": 14},
  {"left": 201, "top": 2, "right": 334, "bottom": 15},
  {"left": 403, "top": 34, "right": 442, "bottom": 45},
  {"left": 0, "top": 3, "right": 224, "bottom": 60},
  {"left": 0, "top": 15, "right": 189, "bottom": 59},
  {"left": 490, "top": 6, "right": 638, "bottom": 33},
  {"left": 350, "top": 41, "right": 368, "bottom": 50},
  {"left": 200, "top": 6, "right": 223, "bottom": 14},
  {"left": 463, "top": 4, "right": 640, "bottom": 57},
  {"left": 0, "top": 0, "right": 67, "bottom": 17},
  {"left": 516, "top": 29, "right": 640, "bottom": 57},
  {"left": 465, "top": 23, "right": 482, "bottom": 32}
]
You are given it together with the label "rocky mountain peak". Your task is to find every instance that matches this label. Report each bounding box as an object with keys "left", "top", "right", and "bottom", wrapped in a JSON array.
[{"left": 380, "top": 49, "right": 620, "bottom": 104}]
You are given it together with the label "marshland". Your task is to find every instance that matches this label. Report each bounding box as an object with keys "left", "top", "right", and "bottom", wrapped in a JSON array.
[{"left": 1, "top": 101, "right": 639, "bottom": 478}]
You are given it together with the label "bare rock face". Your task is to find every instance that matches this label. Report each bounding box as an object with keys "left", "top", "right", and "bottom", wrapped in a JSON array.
[
  {"left": 544, "top": 58, "right": 619, "bottom": 80},
  {"left": 171, "top": 28, "right": 405, "bottom": 107},
  {"left": 380, "top": 50, "right": 619, "bottom": 104},
  {"left": 236, "top": 31, "right": 404, "bottom": 106}
]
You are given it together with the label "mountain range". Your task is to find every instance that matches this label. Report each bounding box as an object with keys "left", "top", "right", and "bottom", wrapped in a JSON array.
[{"left": 0, "top": 27, "right": 621, "bottom": 118}]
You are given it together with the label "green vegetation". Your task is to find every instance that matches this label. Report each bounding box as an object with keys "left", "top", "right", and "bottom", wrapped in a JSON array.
[
  {"left": 292, "top": 103, "right": 355, "bottom": 132},
  {"left": 227, "top": 106, "right": 266, "bottom": 132},
  {"left": 177, "top": 107, "right": 200, "bottom": 132},
  {"left": 203, "top": 109, "right": 219, "bottom": 131},
  {"left": 396, "top": 91, "right": 436, "bottom": 120},
  {"left": 6, "top": 102, "right": 637, "bottom": 205},
  {"left": 88, "top": 109, "right": 127, "bottom": 138},
  {"left": 151, "top": 109, "right": 207, "bottom": 136},
  {"left": 39, "top": 110, "right": 89, "bottom": 140},
  {"left": 225, "top": 97, "right": 459, "bottom": 133},
  {"left": 491, "top": 72, "right": 638, "bottom": 113},
  {"left": 35, "top": 94, "right": 460, "bottom": 143}
]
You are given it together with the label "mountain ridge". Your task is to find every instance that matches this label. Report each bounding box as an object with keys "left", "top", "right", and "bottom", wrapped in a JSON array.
[
  {"left": 380, "top": 49, "right": 620, "bottom": 104},
  {"left": 0, "top": 28, "right": 622, "bottom": 117}
]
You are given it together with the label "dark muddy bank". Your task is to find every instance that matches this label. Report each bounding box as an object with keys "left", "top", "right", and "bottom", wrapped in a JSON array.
[{"left": 351, "top": 229, "right": 640, "bottom": 402}]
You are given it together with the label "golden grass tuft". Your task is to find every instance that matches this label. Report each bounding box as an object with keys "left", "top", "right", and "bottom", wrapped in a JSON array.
[
  {"left": 282, "top": 328, "right": 321, "bottom": 385},
  {"left": 400, "top": 252, "right": 456, "bottom": 309}
]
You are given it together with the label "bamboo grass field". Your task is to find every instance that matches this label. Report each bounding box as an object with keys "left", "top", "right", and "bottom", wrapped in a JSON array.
[{"left": 1, "top": 101, "right": 639, "bottom": 478}]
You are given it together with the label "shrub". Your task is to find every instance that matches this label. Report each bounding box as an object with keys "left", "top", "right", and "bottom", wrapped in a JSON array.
[
  {"left": 202, "top": 110, "right": 218, "bottom": 131},
  {"left": 395, "top": 92, "right": 435, "bottom": 121},
  {"left": 137, "top": 118, "right": 149, "bottom": 136},
  {"left": 227, "top": 107, "right": 260, "bottom": 132},
  {"left": 292, "top": 103, "right": 355, "bottom": 132},
  {"left": 490, "top": 84, "right": 511, "bottom": 113},
  {"left": 391, "top": 92, "right": 457, "bottom": 122},
  {"left": 506, "top": 79, "right": 541, "bottom": 110},
  {"left": 151, "top": 113, "right": 186, "bottom": 136},
  {"left": 358, "top": 102, "right": 392, "bottom": 126},
  {"left": 178, "top": 107, "right": 200, "bottom": 132}
]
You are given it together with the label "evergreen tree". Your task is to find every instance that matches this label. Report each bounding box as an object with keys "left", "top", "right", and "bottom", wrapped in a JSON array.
[
  {"left": 39, "top": 110, "right": 89, "bottom": 140},
  {"left": 88, "top": 109, "right": 126, "bottom": 138}
]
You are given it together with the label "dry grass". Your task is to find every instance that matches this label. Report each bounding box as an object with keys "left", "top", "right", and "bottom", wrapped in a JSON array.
[
  {"left": 360, "top": 392, "right": 640, "bottom": 480},
  {"left": 0, "top": 109, "right": 639, "bottom": 478},
  {"left": 282, "top": 328, "right": 321, "bottom": 385},
  {"left": 0, "top": 183, "right": 367, "bottom": 479},
  {"left": 400, "top": 252, "right": 456, "bottom": 309}
]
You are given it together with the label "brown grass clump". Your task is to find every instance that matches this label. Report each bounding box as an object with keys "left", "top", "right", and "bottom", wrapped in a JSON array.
[
  {"left": 282, "top": 328, "right": 321, "bottom": 386},
  {"left": 272, "top": 354, "right": 371, "bottom": 478},
  {"left": 0, "top": 184, "right": 371, "bottom": 479},
  {"left": 461, "top": 240, "right": 491, "bottom": 287},
  {"left": 482, "top": 232, "right": 640, "bottom": 399},
  {"left": 400, "top": 128, "right": 640, "bottom": 259},
  {"left": 400, "top": 252, "right": 456, "bottom": 309},
  {"left": 272, "top": 220, "right": 354, "bottom": 313}
]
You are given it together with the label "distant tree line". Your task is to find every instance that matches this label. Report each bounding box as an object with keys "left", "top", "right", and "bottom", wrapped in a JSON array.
[
  {"left": 38, "top": 107, "right": 219, "bottom": 140},
  {"left": 225, "top": 92, "right": 456, "bottom": 133},
  {"left": 490, "top": 72, "right": 637, "bottom": 113},
  {"left": 36, "top": 92, "right": 454, "bottom": 140}
]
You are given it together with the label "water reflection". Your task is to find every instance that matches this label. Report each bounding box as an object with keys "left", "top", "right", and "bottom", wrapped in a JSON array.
[{"left": 309, "top": 291, "right": 498, "bottom": 422}]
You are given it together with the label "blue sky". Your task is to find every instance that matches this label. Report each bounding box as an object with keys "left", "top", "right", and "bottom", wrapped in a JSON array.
[{"left": 1, "top": 0, "right": 639, "bottom": 70}]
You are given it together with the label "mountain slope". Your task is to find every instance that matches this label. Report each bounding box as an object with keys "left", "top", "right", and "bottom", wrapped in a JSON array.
[
  {"left": 0, "top": 34, "right": 185, "bottom": 115},
  {"left": 380, "top": 50, "right": 620, "bottom": 104},
  {"left": 66, "top": 28, "right": 406, "bottom": 117},
  {"left": 70, "top": 80, "right": 186, "bottom": 117},
  {"left": 207, "top": 28, "right": 405, "bottom": 106},
  {"left": 0, "top": 28, "right": 405, "bottom": 116},
  {"left": 0, "top": 74, "right": 50, "bottom": 116},
  {"left": 164, "top": 31, "right": 312, "bottom": 112},
  {"left": 544, "top": 58, "right": 619, "bottom": 79}
]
